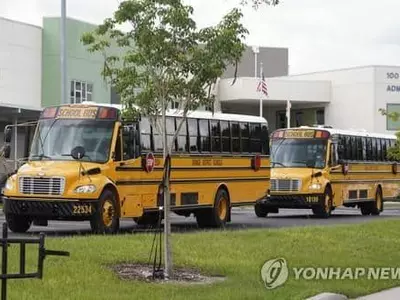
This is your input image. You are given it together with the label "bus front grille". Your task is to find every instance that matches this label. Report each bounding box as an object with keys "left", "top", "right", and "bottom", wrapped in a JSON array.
[
  {"left": 18, "top": 176, "right": 65, "bottom": 196},
  {"left": 271, "top": 179, "right": 301, "bottom": 192}
]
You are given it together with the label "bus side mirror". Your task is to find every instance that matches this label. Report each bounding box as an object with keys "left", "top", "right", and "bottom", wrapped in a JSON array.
[
  {"left": 71, "top": 146, "right": 86, "bottom": 160},
  {"left": 4, "top": 126, "right": 12, "bottom": 144},
  {"left": 3, "top": 145, "right": 11, "bottom": 159}
]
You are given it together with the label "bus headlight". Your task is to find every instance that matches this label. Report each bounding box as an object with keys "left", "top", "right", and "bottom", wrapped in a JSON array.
[
  {"left": 309, "top": 183, "right": 322, "bottom": 190},
  {"left": 75, "top": 184, "right": 97, "bottom": 193},
  {"left": 4, "top": 179, "right": 14, "bottom": 191}
]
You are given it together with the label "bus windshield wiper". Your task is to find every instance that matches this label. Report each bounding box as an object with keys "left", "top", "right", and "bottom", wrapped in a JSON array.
[
  {"left": 30, "top": 154, "right": 52, "bottom": 160},
  {"left": 271, "top": 161, "right": 286, "bottom": 167},
  {"left": 292, "top": 160, "right": 308, "bottom": 165},
  {"left": 61, "top": 154, "right": 92, "bottom": 161}
]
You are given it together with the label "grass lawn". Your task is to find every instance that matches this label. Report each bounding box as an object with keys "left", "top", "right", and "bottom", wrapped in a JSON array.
[{"left": 6, "top": 219, "right": 400, "bottom": 300}]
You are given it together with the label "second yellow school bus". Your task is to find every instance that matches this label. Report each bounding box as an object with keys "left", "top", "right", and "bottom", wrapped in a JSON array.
[
  {"left": 2, "top": 103, "right": 270, "bottom": 233},
  {"left": 255, "top": 126, "right": 400, "bottom": 218}
]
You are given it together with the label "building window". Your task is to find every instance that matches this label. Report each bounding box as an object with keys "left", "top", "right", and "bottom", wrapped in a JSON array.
[
  {"left": 171, "top": 101, "right": 179, "bottom": 109},
  {"left": 70, "top": 80, "right": 93, "bottom": 104},
  {"left": 276, "top": 112, "right": 286, "bottom": 129},
  {"left": 295, "top": 112, "right": 303, "bottom": 127},
  {"left": 205, "top": 104, "right": 213, "bottom": 112},
  {"left": 316, "top": 109, "right": 324, "bottom": 125},
  {"left": 387, "top": 104, "right": 400, "bottom": 130}
]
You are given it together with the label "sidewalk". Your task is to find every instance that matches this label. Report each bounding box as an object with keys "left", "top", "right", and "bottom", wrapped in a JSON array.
[
  {"left": 354, "top": 287, "right": 400, "bottom": 299},
  {"left": 309, "top": 287, "right": 400, "bottom": 300}
]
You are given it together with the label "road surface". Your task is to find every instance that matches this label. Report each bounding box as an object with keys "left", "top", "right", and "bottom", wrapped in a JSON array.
[{"left": 1, "top": 206, "right": 400, "bottom": 238}]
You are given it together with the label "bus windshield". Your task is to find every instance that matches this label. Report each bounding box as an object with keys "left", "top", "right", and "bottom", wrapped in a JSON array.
[
  {"left": 271, "top": 138, "right": 328, "bottom": 169},
  {"left": 29, "top": 119, "right": 115, "bottom": 163}
]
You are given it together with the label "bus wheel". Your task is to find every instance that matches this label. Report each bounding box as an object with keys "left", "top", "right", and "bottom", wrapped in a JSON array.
[
  {"left": 133, "top": 213, "right": 160, "bottom": 227},
  {"left": 90, "top": 189, "right": 120, "bottom": 234},
  {"left": 312, "top": 187, "right": 333, "bottom": 218},
  {"left": 6, "top": 214, "right": 32, "bottom": 233},
  {"left": 254, "top": 202, "right": 268, "bottom": 218},
  {"left": 196, "top": 189, "right": 230, "bottom": 228},
  {"left": 371, "top": 188, "right": 383, "bottom": 216},
  {"left": 360, "top": 203, "right": 372, "bottom": 215},
  {"left": 360, "top": 188, "right": 383, "bottom": 216}
]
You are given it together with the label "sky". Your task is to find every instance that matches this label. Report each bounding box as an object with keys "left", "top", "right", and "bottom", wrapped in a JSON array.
[{"left": 1, "top": 0, "right": 400, "bottom": 74}]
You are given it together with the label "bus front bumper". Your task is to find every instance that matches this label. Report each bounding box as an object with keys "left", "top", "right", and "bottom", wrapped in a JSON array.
[
  {"left": 2, "top": 197, "right": 98, "bottom": 220},
  {"left": 259, "top": 194, "right": 325, "bottom": 208}
]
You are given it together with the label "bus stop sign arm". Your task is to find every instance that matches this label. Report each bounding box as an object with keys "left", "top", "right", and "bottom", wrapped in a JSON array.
[{"left": 0, "top": 222, "right": 70, "bottom": 300}]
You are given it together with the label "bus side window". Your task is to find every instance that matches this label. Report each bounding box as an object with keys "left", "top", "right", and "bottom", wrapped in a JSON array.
[
  {"left": 122, "top": 123, "right": 139, "bottom": 160},
  {"left": 114, "top": 127, "right": 122, "bottom": 162},
  {"left": 261, "top": 124, "right": 269, "bottom": 155},
  {"left": 356, "top": 136, "right": 363, "bottom": 161},
  {"left": 140, "top": 117, "right": 152, "bottom": 152},
  {"left": 211, "top": 120, "right": 221, "bottom": 152},
  {"left": 377, "top": 138, "right": 382, "bottom": 161},
  {"left": 382, "top": 139, "right": 387, "bottom": 161},
  {"left": 199, "top": 119, "right": 210, "bottom": 152},
  {"left": 345, "top": 136, "right": 351, "bottom": 160},
  {"left": 231, "top": 122, "right": 240, "bottom": 153},
  {"left": 362, "top": 137, "right": 367, "bottom": 160},
  {"left": 250, "top": 123, "right": 261, "bottom": 153},
  {"left": 330, "top": 143, "right": 338, "bottom": 166},
  {"left": 366, "top": 138, "right": 372, "bottom": 161},
  {"left": 371, "top": 138, "right": 377, "bottom": 161},
  {"left": 221, "top": 121, "right": 230, "bottom": 152},
  {"left": 187, "top": 118, "right": 198, "bottom": 152},
  {"left": 337, "top": 135, "right": 347, "bottom": 160},
  {"left": 176, "top": 117, "right": 188, "bottom": 152},
  {"left": 240, "top": 122, "right": 250, "bottom": 153}
]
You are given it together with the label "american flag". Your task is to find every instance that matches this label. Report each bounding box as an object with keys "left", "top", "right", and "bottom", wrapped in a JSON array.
[{"left": 257, "top": 69, "right": 268, "bottom": 97}]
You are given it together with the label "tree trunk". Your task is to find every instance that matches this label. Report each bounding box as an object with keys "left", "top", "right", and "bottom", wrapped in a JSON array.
[{"left": 162, "top": 99, "right": 173, "bottom": 279}]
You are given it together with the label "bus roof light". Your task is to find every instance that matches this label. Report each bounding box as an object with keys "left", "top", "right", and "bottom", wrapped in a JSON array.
[
  {"left": 98, "top": 107, "right": 117, "bottom": 119},
  {"left": 315, "top": 130, "right": 330, "bottom": 138},
  {"left": 41, "top": 107, "right": 57, "bottom": 119},
  {"left": 321, "top": 131, "right": 330, "bottom": 138}
]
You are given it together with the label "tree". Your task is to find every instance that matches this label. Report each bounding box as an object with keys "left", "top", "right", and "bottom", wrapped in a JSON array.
[
  {"left": 241, "top": 0, "right": 280, "bottom": 9},
  {"left": 81, "top": 0, "right": 248, "bottom": 279},
  {"left": 379, "top": 108, "right": 400, "bottom": 160}
]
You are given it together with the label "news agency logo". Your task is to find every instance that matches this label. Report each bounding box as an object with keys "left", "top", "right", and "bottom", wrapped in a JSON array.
[
  {"left": 261, "top": 257, "right": 400, "bottom": 290},
  {"left": 260, "top": 258, "right": 289, "bottom": 289}
]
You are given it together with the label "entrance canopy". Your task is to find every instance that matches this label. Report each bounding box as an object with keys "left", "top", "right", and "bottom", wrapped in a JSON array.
[{"left": 217, "top": 77, "right": 331, "bottom": 104}]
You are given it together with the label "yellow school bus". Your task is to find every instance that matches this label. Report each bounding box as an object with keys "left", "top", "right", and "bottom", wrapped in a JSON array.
[
  {"left": 255, "top": 126, "right": 399, "bottom": 218},
  {"left": 1, "top": 102, "right": 270, "bottom": 233}
]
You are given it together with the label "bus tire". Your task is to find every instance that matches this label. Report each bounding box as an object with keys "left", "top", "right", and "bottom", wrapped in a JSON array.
[
  {"left": 360, "top": 188, "right": 383, "bottom": 216},
  {"left": 90, "top": 189, "right": 120, "bottom": 234},
  {"left": 196, "top": 188, "right": 230, "bottom": 228},
  {"left": 133, "top": 213, "right": 160, "bottom": 227},
  {"left": 254, "top": 202, "right": 268, "bottom": 218},
  {"left": 371, "top": 188, "right": 383, "bottom": 216},
  {"left": 6, "top": 214, "right": 32, "bottom": 233},
  {"left": 360, "top": 205, "right": 371, "bottom": 215},
  {"left": 312, "top": 187, "right": 333, "bottom": 218}
]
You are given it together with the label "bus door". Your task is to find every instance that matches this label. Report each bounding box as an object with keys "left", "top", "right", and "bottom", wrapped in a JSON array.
[{"left": 111, "top": 122, "right": 144, "bottom": 217}]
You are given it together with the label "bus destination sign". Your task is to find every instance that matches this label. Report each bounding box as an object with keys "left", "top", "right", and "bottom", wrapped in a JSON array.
[
  {"left": 56, "top": 107, "right": 98, "bottom": 119},
  {"left": 284, "top": 130, "right": 315, "bottom": 138}
]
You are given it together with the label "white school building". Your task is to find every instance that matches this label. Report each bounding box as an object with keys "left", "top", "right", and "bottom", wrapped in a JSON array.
[{"left": 217, "top": 65, "right": 400, "bottom": 135}]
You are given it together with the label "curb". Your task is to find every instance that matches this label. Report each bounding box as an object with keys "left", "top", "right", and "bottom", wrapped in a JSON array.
[{"left": 306, "top": 293, "right": 348, "bottom": 300}]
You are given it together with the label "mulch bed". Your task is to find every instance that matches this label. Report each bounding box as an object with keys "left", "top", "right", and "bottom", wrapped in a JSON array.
[{"left": 111, "top": 263, "right": 226, "bottom": 285}]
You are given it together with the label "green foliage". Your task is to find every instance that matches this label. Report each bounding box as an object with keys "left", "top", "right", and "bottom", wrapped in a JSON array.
[
  {"left": 241, "top": 0, "right": 280, "bottom": 9},
  {"left": 81, "top": 0, "right": 248, "bottom": 127},
  {"left": 379, "top": 108, "right": 400, "bottom": 160}
]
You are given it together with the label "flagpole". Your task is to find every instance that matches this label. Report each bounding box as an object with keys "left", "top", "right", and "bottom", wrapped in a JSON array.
[
  {"left": 61, "top": 0, "right": 67, "bottom": 104},
  {"left": 259, "top": 62, "right": 263, "bottom": 117}
]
